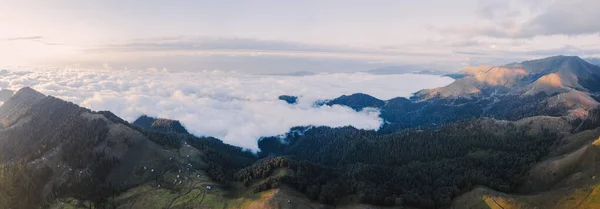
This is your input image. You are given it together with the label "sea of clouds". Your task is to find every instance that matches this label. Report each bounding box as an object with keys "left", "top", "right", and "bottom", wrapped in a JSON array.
[{"left": 0, "top": 68, "right": 453, "bottom": 151}]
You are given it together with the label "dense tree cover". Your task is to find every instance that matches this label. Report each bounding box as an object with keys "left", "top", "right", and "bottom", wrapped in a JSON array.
[
  {"left": 133, "top": 127, "right": 183, "bottom": 149},
  {"left": 0, "top": 86, "right": 585, "bottom": 209},
  {"left": 481, "top": 92, "right": 566, "bottom": 120},
  {"left": 185, "top": 136, "right": 257, "bottom": 185},
  {"left": 580, "top": 74, "right": 600, "bottom": 93},
  {"left": 575, "top": 107, "right": 600, "bottom": 132},
  {"left": 0, "top": 163, "right": 52, "bottom": 209},
  {"left": 252, "top": 119, "right": 558, "bottom": 208},
  {"left": 131, "top": 115, "right": 156, "bottom": 129},
  {"left": 0, "top": 96, "right": 128, "bottom": 208},
  {"left": 132, "top": 127, "right": 257, "bottom": 185},
  {"left": 0, "top": 96, "right": 86, "bottom": 162},
  {"left": 132, "top": 115, "right": 190, "bottom": 134},
  {"left": 327, "top": 91, "right": 566, "bottom": 135},
  {"left": 0, "top": 90, "right": 259, "bottom": 208},
  {"left": 233, "top": 157, "right": 328, "bottom": 193}
]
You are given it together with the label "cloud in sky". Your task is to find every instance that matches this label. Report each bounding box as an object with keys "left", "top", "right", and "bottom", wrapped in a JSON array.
[
  {"left": 1, "top": 0, "right": 599, "bottom": 70},
  {"left": 85, "top": 36, "right": 451, "bottom": 62},
  {"left": 92, "top": 37, "right": 363, "bottom": 54},
  {"left": 520, "top": 0, "right": 600, "bottom": 37},
  {"left": 0, "top": 68, "right": 453, "bottom": 151},
  {"left": 6, "top": 36, "right": 43, "bottom": 41},
  {"left": 91, "top": 36, "right": 457, "bottom": 59},
  {"left": 4, "top": 36, "right": 62, "bottom": 46},
  {"left": 65, "top": 37, "right": 463, "bottom": 73},
  {"left": 65, "top": 35, "right": 600, "bottom": 74},
  {"left": 444, "top": 0, "right": 600, "bottom": 38}
]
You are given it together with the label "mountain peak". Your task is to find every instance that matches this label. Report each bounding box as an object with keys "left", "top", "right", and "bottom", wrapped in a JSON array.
[
  {"left": 11, "top": 87, "right": 45, "bottom": 100},
  {"left": 520, "top": 55, "right": 600, "bottom": 92},
  {"left": 0, "top": 87, "right": 46, "bottom": 123},
  {"left": 133, "top": 115, "right": 189, "bottom": 134},
  {"left": 532, "top": 55, "right": 584, "bottom": 62},
  {"left": 544, "top": 55, "right": 582, "bottom": 59},
  {"left": 412, "top": 55, "right": 600, "bottom": 119},
  {"left": 506, "top": 55, "right": 595, "bottom": 75},
  {"left": 544, "top": 55, "right": 588, "bottom": 65}
]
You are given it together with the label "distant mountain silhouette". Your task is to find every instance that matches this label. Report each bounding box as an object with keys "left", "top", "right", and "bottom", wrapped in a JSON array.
[
  {"left": 326, "top": 93, "right": 384, "bottom": 111},
  {"left": 278, "top": 95, "right": 298, "bottom": 104}
]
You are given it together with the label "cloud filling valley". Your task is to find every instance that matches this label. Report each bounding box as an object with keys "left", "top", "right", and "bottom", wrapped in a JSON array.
[{"left": 0, "top": 68, "right": 453, "bottom": 151}]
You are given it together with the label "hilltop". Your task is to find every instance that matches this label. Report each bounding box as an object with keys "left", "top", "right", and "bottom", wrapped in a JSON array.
[
  {"left": 415, "top": 56, "right": 600, "bottom": 116},
  {"left": 0, "top": 88, "right": 257, "bottom": 208},
  {"left": 132, "top": 115, "right": 190, "bottom": 135},
  {"left": 324, "top": 56, "right": 599, "bottom": 131}
]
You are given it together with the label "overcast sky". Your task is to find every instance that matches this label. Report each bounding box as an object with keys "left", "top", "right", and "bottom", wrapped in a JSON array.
[{"left": 1, "top": 0, "right": 599, "bottom": 73}]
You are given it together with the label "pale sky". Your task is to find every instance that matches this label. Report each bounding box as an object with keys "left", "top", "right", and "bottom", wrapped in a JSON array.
[{"left": 1, "top": 0, "right": 599, "bottom": 73}]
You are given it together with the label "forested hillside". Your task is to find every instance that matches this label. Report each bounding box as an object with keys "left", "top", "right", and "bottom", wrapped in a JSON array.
[
  {"left": 253, "top": 119, "right": 560, "bottom": 207},
  {"left": 0, "top": 88, "right": 257, "bottom": 209},
  {"left": 1, "top": 56, "right": 600, "bottom": 209},
  {"left": 132, "top": 115, "right": 190, "bottom": 134}
]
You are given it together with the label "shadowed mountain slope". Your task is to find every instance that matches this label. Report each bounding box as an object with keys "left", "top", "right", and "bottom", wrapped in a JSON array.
[
  {"left": 453, "top": 112, "right": 600, "bottom": 209},
  {"left": 0, "top": 88, "right": 256, "bottom": 208},
  {"left": 0, "top": 88, "right": 186, "bottom": 206}
]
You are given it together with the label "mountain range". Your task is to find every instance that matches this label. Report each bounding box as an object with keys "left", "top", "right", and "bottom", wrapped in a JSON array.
[
  {"left": 1, "top": 55, "right": 600, "bottom": 209},
  {"left": 324, "top": 55, "right": 600, "bottom": 132}
]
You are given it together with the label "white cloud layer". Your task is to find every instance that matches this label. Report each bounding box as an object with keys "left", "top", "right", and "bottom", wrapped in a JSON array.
[{"left": 0, "top": 68, "right": 453, "bottom": 151}]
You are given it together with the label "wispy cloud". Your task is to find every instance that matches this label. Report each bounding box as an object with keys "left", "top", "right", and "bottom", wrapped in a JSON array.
[
  {"left": 450, "top": 45, "right": 600, "bottom": 63},
  {"left": 453, "top": 51, "right": 489, "bottom": 56},
  {"left": 92, "top": 37, "right": 365, "bottom": 53},
  {"left": 5, "top": 35, "right": 63, "bottom": 45},
  {"left": 67, "top": 36, "right": 458, "bottom": 73},
  {"left": 89, "top": 36, "right": 448, "bottom": 58},
  {"left": 0, "top": 68, "right": 453, "bottom": 150},
  {"left": 6, "top": 36, "right": 43, "bottom": 41}
]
